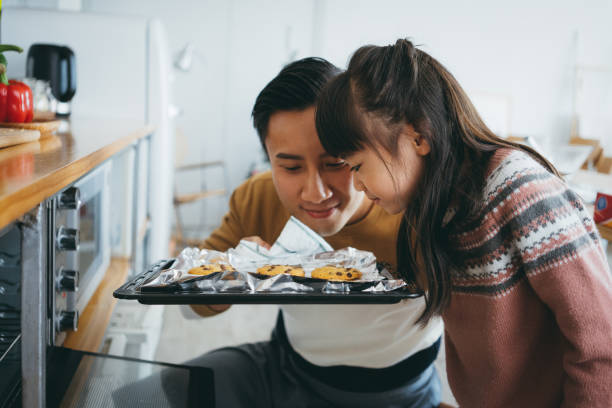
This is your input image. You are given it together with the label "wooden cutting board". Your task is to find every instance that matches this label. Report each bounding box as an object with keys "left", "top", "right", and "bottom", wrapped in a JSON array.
[
  {"left": 0, "top": 128, "right": 41, "bottom": 149},
  {"left": 0, "top": 118, "right": 61, "bottom": 137}
]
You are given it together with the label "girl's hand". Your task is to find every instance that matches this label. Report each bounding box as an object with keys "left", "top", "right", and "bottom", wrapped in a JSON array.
[{"left": 243, "top": 236, "right": 272, "bottom": 250}]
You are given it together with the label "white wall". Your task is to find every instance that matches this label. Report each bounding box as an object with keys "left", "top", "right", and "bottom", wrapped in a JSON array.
[
  {"left": 2, "top": 8, "right": 149, "bottom": 121},
  {"left": 82, "top": 0, "right": 612, "bottom": 189},
  {"left": 314, "top": 0, "right": 612, "bottom": 151},
  {"left": 4, "top": 0, "right": 612, "bottom": 233},
  {"left": 81, "top": 0, "right": 316, "bottom": 233}
]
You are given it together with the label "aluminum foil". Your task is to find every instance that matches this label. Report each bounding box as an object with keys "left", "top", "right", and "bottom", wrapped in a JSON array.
[
  {"left": 141, "top": 246, "right": 407, "bottom": 293},
  {"left": 140, "top": 248, "right": 231, "bottom": 289}
]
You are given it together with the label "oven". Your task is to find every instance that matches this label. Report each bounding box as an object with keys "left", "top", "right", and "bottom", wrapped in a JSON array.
[
  {"left": 48, "top": 161, "right": 111, "bottom": 346},
  {"left": 0, "top": 162, "right": 215, "bottom": 407}
]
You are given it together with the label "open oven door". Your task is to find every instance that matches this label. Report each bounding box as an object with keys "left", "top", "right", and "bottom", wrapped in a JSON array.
[{"left": 45, "top": 346, "right": 214, "bottom": 408}]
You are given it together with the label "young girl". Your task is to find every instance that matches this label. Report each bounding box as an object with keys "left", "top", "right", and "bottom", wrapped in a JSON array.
[{"left": 315, "top": 39, "right": 612, "bottom": 407}]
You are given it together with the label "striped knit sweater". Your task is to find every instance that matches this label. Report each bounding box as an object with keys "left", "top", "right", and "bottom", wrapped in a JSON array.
[{"left": 443, "top": 148, "right": 612, "bottom": 407}]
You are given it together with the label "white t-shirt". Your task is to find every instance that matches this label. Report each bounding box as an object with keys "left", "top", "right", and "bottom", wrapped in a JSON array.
[{"left": 281, "top": 297, "right": 443, "bottom": 368}]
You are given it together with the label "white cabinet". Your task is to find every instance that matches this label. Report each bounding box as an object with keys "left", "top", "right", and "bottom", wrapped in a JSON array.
[{"left": 109, "top": 135, "right": 152, "bottom": 276}]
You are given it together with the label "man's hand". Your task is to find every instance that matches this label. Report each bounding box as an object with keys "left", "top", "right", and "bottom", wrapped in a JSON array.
[
  {"left": 190, "top": 304, "right": 231, "bottom": 317},
  {"left": 243, "top": 236, "right": 272, "bottom": 250},
  {"left": 190, "top": 236, "right": 270, "bottom": 318}
]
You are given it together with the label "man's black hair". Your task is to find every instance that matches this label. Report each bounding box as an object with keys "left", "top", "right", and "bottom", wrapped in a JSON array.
[{"left": 251, "top": 57, "right": 340, "bottom": 153}]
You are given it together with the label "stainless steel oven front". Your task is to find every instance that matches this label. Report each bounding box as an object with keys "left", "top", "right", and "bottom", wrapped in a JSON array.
[
  {"left": 48, "top": 161, "right": 111, "bottom": 345},
  {"left": 1, "top": 157, "right": 215, "bottom": 408}
]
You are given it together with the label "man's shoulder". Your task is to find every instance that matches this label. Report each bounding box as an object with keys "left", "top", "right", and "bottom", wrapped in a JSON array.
[
  {"left": 233, "top": 171, "right": 277, "bottom": 199},
  {"left": 231, "top": 171, "right": 286, "bottom": 217},
  {"left": 230, "top": 171, "right": 288, "bottom": 242},
  {"left": 249, "top": 170, "right": 275, "bottom": 187}
]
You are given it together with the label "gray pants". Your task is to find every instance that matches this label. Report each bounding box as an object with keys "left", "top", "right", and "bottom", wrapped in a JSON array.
[{"left": 183, "top": 313, "right": 441, "bottom": 408}]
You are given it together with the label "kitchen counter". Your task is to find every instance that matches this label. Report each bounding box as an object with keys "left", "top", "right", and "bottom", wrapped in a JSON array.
[
  {"left": 568, "top": 169, "right": 612, "bottom": 240},
  {"left": 0, "top": 117, "right": 154, "bottom": 230}
]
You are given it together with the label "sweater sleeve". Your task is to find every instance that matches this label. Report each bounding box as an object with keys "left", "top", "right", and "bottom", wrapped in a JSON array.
[
  {"left": 199, "top": 172, "right": 287, "bottom": 252},
  {"left": 512, "top": 176, "right": 612, "bottom": 407},
  {"left": 200, "top": 183, "right": 247, "bottom": 252}
]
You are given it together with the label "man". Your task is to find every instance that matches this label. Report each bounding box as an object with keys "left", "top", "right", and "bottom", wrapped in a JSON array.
[{"left": 189, "top": 57, "right": 444, "bottom": 408}]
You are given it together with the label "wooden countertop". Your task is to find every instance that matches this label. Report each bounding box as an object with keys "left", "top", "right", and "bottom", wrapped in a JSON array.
[
  {"left": 568, "top": 170, "right": 612, "bottom": 241},
  {"left": 0, "top": 117, "right": 153, "bottom": 229},
  {"left": 599, "top": 225, "right": 612, "bottom": 241}
]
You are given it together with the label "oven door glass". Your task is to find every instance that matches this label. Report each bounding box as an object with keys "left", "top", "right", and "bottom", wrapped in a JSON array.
[
  {"left": 0, "top": 321, "right": 21, "bottom": 408},
  {"left": 0, "top": 225, "right": 22, "bottom": 407},
  {"left": 77, "top": 192, "right": 102, "bottom": 298},
  {"left": 46, "top": 347, "right": 214, "bottom": 408},
  {"left": 68, "top": 162, "right": 111, "bottom": 314}
]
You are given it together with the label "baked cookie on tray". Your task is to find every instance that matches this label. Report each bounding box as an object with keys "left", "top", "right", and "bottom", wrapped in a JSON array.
[
  {"left": 256, "top": 265, "right": 305, "bottom": 277},
  {"left": 311, "top": 266, "right": 362, "bottom": 281},
  {"left": 188, "top": 263, "right": 235, "bottom": 276}
]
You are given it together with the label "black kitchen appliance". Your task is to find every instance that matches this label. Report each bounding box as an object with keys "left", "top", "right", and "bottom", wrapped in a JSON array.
[{"left": 26, "top": 44, "right": 76, "bottom": 117}]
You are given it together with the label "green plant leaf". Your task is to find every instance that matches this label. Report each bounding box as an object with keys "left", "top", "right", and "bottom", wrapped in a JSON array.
[{"left": 0, "top": 44, "right": 23, "bottom": 53}]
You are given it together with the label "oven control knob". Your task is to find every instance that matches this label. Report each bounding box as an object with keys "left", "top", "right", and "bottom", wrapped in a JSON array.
[
  {"left": 57, "top": 227, "right": 79, "bottom": 251},
  {"left": 58, "top": 187, "right": 81, "bottom": 210},
  {"left": 57, "top": 269, "right": 79, "bottom": 292},
  {"left": 57, "top": 310, "right": 79, "bottom": 332}
]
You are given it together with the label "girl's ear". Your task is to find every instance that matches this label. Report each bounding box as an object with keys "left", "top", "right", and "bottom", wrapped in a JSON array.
[
  {"left": 412, "top": 133, "right": 431, "bottom": 156},
  {"left": 402, "top": 123, "right": 431, "bottom": 156}
]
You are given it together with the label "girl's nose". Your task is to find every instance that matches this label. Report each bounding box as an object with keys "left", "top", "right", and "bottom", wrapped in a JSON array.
[
  {"left": 301, "top": 171, "right": 332, "bottom": 203},
  {"left": 352, "top": 175, "right": 365, "bottom": 192}
]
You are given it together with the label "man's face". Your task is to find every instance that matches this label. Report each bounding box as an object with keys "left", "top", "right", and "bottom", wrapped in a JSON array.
[{"left": 265, "top": 106, "right": 371, "bottom": 236}]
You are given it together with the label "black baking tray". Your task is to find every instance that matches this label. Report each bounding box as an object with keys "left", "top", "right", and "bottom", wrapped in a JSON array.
[{"left": 113, "top": 259, "right": 423, "bottom": 304}]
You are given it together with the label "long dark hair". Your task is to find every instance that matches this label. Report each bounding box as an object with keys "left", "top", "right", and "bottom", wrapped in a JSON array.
[{"left": 315, "top": 39, "right": 559, "bottom": 324}]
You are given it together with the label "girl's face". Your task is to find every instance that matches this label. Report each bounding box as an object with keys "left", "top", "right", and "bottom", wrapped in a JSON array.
[{"left": 343, "top": 124, "right": 430, "bottom": 215}]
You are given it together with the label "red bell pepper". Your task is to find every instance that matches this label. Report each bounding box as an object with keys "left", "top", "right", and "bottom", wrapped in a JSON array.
[
  {"left": 0, "top": 80, "right": 34, "bottom": 122},
  {"left": 0, "top": 44, "right": 34, "bottom": 123}
]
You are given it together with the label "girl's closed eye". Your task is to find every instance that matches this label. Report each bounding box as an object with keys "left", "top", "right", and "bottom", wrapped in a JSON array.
[
  {"left": 325, "top": 161, "right": 347, "bottom": 170},
  {"left": 283, "top": 165, "right": 301, "bottom": 172}
]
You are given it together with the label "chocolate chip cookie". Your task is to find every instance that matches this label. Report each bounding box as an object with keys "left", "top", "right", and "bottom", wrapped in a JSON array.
[
  {"left": 256, "top": 265, "right": 305, "bottom": 277},
  {"left": 311, "top": 266, "right": 362, "bottom": 281},
  {"left": 188, "top": 263, "right": 235, "bottom": 275}
]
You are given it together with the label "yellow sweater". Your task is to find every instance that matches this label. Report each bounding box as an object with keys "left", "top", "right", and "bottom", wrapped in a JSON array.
[{"left": 203, "top": 171, "right": 403, "bottom": 267}]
